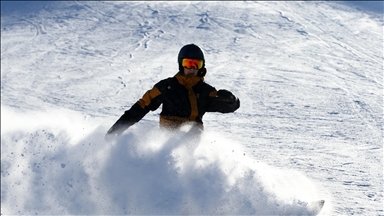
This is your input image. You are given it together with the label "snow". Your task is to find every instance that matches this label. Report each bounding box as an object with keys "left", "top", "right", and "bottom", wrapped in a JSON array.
[{"left": 1, "top": 1, "right": 383, "bottom": 215}]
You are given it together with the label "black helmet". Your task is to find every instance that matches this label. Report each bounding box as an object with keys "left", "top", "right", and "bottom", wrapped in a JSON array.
[{"left": 178, "top": 44, "right": 206, "bottom": 77}]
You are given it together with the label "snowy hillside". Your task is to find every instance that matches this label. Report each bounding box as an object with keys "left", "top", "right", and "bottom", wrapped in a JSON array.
[{"left": 1, "top": 1, "right": 383, "bottom": 215}]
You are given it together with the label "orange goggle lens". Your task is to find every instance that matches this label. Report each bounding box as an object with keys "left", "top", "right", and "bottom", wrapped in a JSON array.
[{"left": 182, "top": 58, "right": 203, "bottom": 70}]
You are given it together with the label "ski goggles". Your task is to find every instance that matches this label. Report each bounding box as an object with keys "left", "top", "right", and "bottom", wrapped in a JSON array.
[{"left": 182, "top": 58, "right": 204, "bottom": 70}]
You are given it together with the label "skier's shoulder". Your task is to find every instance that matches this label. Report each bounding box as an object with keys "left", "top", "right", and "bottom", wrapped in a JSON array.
[
  {"left": 199, "top": 80, "right": 216, "bottom": 92},
  {"left": 153, "top": 75, "right": 178, "bottom": 90},
  {"left": 156, "top": 76, "right": 177, "bottom": 85}
]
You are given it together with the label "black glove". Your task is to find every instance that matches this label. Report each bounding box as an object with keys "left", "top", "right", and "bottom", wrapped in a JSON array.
[
  {"left": 104, "top": 132, "right": 116, "bottom": 142},
  {"left": 104, "top": 125, "right": 123, "bottom": 142},
  {"left": 217, "top": 89, "right": 236, "bottom": 103}
]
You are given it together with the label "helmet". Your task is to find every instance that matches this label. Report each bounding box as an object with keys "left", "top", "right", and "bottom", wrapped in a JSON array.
[{"left": 177, "top": 44, "right": 206, "bottom": 77}]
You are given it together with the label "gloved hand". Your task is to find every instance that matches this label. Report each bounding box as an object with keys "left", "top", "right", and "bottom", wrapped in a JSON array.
[
  {"left": 217, "top": 89, "right": 236, "bottom": 103},
  {"left": 104, "top": 126, "right": 122, "bottom": 142},
  {"left": 104, "top": 132, "right": 117, "bottom": 142}
]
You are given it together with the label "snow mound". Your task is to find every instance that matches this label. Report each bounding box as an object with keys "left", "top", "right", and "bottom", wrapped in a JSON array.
[{"left": 1, "top": 106, "right": 327, "bottom": 215}]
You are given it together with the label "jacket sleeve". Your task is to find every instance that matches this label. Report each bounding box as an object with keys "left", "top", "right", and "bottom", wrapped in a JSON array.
[
  {"left": 206, "top": 89, "right": 240, "bottom": 113},
  {"left": 108, "top": 85, "right": 163, "bottom": 134}
]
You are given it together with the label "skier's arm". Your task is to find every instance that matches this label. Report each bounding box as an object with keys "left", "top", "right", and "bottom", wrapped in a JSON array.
[
  {"left": 106, "top": 103, "right": 150, "bottom": 136},
  {"left": 206, "top": 89, "right": 240, "bottom": 113},
  {"left": 105, "top": 86, "right": 163, "bottom": 141}
]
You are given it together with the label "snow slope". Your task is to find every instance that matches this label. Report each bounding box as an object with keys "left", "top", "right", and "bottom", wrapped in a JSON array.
[{"left": 1, "top": 1, "right": 383, "bottom": 215}]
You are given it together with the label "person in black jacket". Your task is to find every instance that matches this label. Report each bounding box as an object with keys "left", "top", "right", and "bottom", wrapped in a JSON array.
[{"left": 105, "top": 44, "right": 240, "bottom": 141}]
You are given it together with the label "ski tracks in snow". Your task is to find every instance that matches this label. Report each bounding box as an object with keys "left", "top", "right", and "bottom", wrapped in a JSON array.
[{"left": 1, "top": 1, "right": 383, "bottom": 215}]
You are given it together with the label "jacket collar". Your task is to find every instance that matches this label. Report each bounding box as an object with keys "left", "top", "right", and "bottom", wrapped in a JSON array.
[{"left": 174, "top": 72, "right": 204, "bottom": 87}]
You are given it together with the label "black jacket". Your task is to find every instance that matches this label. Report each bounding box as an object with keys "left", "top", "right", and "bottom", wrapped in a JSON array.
[{"left": 109, "top": 72, "right": 240, "bottom": 133}]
